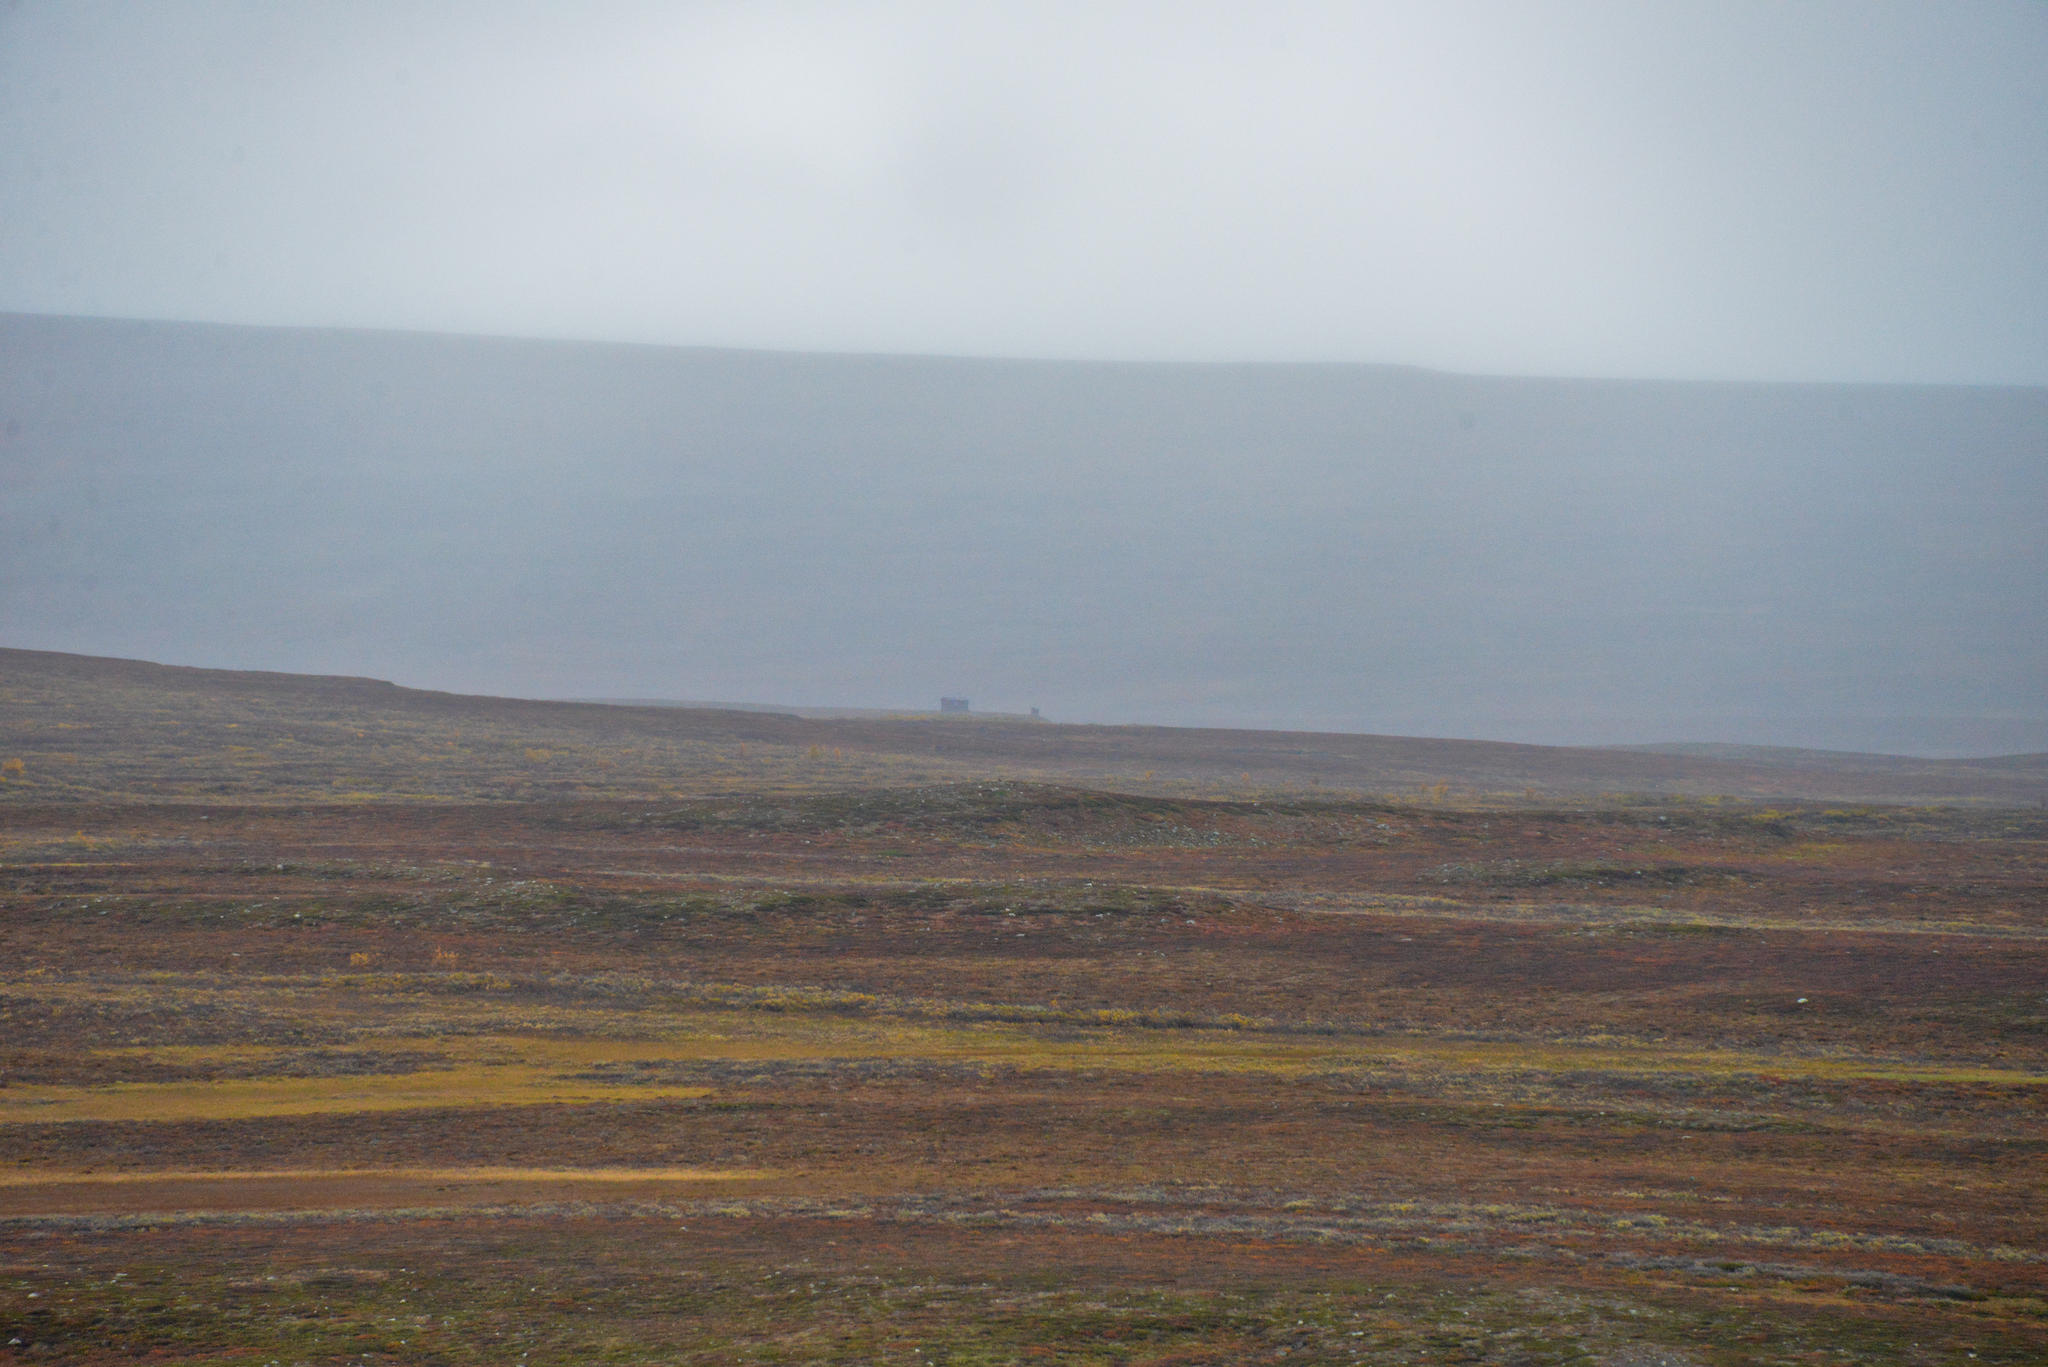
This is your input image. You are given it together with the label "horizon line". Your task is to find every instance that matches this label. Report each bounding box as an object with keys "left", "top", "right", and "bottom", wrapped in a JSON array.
[
  {"left": 8, "top": 307, "right": 2043, "bottom": 394},
  {"left": 8, "top": 644, "right": 2041, "bottom": 766}
]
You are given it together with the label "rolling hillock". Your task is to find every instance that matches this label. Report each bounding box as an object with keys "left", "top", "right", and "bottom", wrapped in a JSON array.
[{"left": 4, "top": 647, "right": 2044, "bottom": 804}]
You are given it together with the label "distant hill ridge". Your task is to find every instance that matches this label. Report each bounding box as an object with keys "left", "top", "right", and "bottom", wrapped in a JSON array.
[
  {"left": 575, "top": 698, "right": 1046, "bottom": 722},
  {"left": 2, "top": 311, "right": 2043, "bottom": 756},
  {"left": 1613, "top": 741, "right": 2048, "bottom": 771},
  {"left": 3, "top": 647, "right": 2044, "bottom": 805}
]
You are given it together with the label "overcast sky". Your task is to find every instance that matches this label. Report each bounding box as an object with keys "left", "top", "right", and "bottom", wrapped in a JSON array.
[{"left": 2, "top": 0, "right": 2044, "bottom": 383}]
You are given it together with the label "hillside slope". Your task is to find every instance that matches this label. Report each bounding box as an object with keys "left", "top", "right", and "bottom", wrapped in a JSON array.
[{"left": 4, "top": 648, "right": 2042, "bottom": 804}]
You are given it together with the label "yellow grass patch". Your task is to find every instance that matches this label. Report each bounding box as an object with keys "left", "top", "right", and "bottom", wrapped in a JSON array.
[
  {"left": 0, "top": 1166, "right": 768, "bottom": 1186},
  {"left": 0, "top": 1064, "right": 709, "bottom": 1124},
  {"left": 10, "top": 1002, "right": 2042, "bottom": 1132},
  {"left": 518, "top": 1010, "right": 2048, "bottom": 1089}
]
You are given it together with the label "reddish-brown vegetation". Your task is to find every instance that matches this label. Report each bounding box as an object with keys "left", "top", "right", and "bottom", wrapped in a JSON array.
[{"left": 1, "top": 652, "right": 2043, "bottom": 1362}]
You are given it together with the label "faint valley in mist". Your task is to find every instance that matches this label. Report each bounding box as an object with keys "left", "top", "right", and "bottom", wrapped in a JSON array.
[{"left": 2, "top": 311, "right": 2043, "bottom": 756}]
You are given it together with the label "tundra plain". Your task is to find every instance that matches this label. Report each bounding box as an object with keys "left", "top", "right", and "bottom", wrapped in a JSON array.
[{"left": 2, "top": 650, "right": 2045, "bottom": 1364}]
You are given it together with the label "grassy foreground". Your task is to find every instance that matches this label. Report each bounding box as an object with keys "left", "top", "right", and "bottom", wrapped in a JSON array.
[{"left": 2, "top": 660, "right": 2045, "bottom": 1362}]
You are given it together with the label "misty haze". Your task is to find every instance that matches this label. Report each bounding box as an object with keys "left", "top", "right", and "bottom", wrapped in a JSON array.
[
  {"left": 4, "top": 5, "right": 2048, "bottom": 1363},
  {"left": 3, "top": 311, "right": 2044, "bottom": 755},
  {"left": 4, "top": 3, "right": 2043, "bottom": 756}
]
